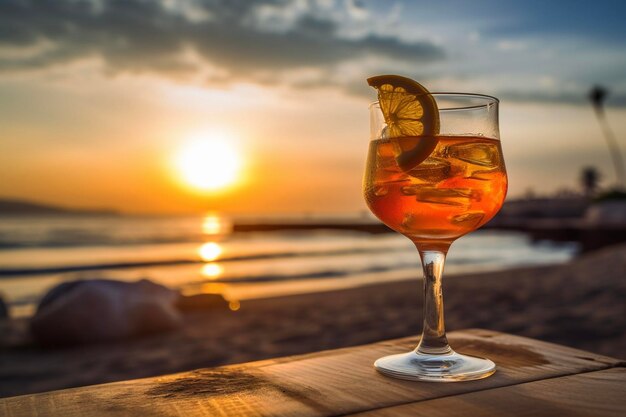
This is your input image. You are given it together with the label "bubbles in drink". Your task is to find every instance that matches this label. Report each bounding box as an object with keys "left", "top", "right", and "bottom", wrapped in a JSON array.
[{"left": 446, "top": 142, "right": 500, "bottom": 168}]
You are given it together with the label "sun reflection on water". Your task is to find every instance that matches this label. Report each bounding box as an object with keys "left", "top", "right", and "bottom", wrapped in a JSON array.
[
  {"left": 201, "top": 263, "right": 223, "bottom": 278},
  {"left": 197, "top": 213, "right": 237, "bottom": 310},
  {"left": 201, "top": 282, "right": 226, "bottom": 295},
  {"left": 198, "top": 242, "right": 222, "bottom": 261},
  {"left": 202, "top": 214, "right": 232, "bottom": 236}
]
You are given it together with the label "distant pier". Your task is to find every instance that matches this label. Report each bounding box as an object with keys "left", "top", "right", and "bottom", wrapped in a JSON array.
[{"left": 233, "top": 217, "right": 626, "bottom": 253}]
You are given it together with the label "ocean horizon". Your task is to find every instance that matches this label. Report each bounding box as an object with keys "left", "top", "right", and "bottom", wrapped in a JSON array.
[{"left": 0, "top": 214, "right": 578, "bottom": 318}]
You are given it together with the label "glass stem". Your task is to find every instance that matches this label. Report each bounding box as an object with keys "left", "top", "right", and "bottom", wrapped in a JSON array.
[{"left": 415, "top": 248, "right": 452, "bottom": 355}]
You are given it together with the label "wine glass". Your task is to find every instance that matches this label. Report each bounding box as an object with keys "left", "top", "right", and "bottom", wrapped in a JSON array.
[{"left": 364, "top": 93, "right": 507, "bottom": 381}]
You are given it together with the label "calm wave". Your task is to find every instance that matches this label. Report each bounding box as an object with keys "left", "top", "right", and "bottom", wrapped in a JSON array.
[{"left": 0, "top": 215, "right": 578, "bottom": 317}]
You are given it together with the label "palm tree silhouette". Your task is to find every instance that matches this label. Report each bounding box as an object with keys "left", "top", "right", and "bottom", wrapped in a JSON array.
[
  {"left": 589, "top": 86, "right": 625, "bottom": 189},
  {"left": 580, "top": 166, "right": 601, "bottom": 198}
]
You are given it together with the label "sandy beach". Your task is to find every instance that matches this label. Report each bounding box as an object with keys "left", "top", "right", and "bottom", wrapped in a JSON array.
[{"left": 1, "top": 243, "right": 624, "bottom": 399}]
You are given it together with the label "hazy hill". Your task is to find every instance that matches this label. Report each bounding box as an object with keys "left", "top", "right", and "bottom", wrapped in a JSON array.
[{"left": 0, "top": 198, "right": 117, "bottom": 216}]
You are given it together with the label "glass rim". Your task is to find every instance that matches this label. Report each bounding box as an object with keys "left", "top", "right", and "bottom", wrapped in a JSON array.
[{"left": 369, "top": 92, "right": 499, "bottom": 111}]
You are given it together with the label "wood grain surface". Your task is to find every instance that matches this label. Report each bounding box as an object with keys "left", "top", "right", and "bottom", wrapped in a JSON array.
[
  {"left": 351, "top": 367, "right": 626, "bottom": 417},
  {"left": 1, "top": 329, "right": 623, "bottom": 417}
]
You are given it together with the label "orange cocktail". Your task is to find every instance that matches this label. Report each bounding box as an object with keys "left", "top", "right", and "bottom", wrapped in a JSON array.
[
  {"left": 364, "top": 75, "right": 507, "bottom": 381},
  {"left": 365, "top": 135, "right": 507, "bottom": 243}
]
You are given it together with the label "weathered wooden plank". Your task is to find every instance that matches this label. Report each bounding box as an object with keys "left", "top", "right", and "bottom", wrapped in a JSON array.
[
  {"left": 0, "top": 329, "right": 622, "bottom": 417},
  {"left": 350, "top": 367, "right": 626, "bottom": 417}
]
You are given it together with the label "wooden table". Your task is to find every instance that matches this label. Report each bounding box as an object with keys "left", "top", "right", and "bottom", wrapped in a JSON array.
[{"left": 1, "top": 329, "right": 624, "bottom": 416}]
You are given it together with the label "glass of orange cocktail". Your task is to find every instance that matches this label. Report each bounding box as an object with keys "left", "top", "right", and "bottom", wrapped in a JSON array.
[{"left": 364, "top": 76, "right": 507, "bottom": 381}]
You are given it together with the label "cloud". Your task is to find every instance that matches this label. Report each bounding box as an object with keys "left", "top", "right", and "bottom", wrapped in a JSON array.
[
  {"left": 496, "top": 40, "right": 527, "bottom": 51},
  {"left": 1, "top": 0, "right": 624, "bottom": 107},
  {"left": 0, "top": 0, "right": 444, "bottom": 87},
  {"left": 499, "top": 89, "right": 626, "bottom": 107}
]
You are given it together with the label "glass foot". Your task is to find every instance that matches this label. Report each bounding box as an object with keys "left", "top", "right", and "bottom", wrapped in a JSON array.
[{"left": 374, "top": 349, "right": 495, "bottom": 382}]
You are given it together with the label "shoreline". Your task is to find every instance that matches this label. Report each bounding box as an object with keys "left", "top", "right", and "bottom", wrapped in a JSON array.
[
  {"left": 0, "top": 229, "right": 578, "bottom": 319},
  {"left": 1, "top": 243, "right": 624, "bottom": 398}
]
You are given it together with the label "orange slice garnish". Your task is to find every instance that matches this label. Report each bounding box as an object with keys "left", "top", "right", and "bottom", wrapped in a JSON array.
[{"left": 367, "top": 75, "right": 440, "bottom": 171}]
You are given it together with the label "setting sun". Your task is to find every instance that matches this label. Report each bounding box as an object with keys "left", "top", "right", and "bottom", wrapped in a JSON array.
[{"left": 176, "top": 133, "right": 242, "bottom": 191}]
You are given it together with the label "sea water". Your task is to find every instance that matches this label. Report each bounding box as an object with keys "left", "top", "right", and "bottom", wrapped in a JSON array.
[{"left": 0, "top": 215, "right": 578, "bottom": 317}]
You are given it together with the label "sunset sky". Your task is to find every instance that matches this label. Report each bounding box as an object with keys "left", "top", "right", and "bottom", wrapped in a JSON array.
[{"left": 1, "top": 0, "right": 625, "bottom": 214}]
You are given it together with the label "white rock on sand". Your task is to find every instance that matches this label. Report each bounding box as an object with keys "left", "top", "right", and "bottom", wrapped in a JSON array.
[{"left": 30, "top": 279, "right": 182, "bottom": 346}]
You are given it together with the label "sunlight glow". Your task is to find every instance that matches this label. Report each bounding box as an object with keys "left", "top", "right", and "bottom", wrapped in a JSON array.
[
  {"left": 201, "top": 263, "right": 224, "bottom": 278},
  {"left": 201, "top": 282, "right": 226, "bottom": 295},
  {"left": 198, "top": 242, "right": 222, "bottom": 261},
  {"left": 202, "top": 214, "right": 232, "bottom": 235},
  {"left": 176, "top": 132, "right": 241, "bottom": 191}
]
